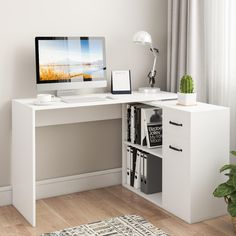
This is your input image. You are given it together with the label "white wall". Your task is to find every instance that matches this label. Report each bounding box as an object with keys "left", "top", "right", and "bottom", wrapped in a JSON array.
[{"left": 0, "top": 0, "right": 168, "bottom": 186}]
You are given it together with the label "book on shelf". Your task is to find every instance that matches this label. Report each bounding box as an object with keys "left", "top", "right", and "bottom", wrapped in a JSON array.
[
  {"left": 126, "top": 103, "right": 163, "bottom": 148},
  {"left": 126, "top": 104, "right": 131, "bottom": 142},
  {"left": 126, "top": 103, "right": 151, "bottom": 145},
  {"left": 134, "top": 150, "right": 141, "bottom": 189},
  {"left": 130, "top": 147, "right": 137, "bottom": 187},
  {"left": 126, "top": 145, "right": 138, "bottom": 188},
  {"left": 126, "top": 146, "right": 131, "bottom": 185},
  {"left": 127, "top": 103, "right": 139, "bottom": 144},
  {"left": 142, "top": 107, "right": 162, "bottom": 148},
  {"left": 134, "top": 104, "right": 150, "bottom": 145},
  {"left": 130, "top": 105, "right": 135, "bottom": 144},
  {"left": 126, "top": 146, "right": 162, "bottom": 194},
  {"left": 141, "top": 152, "right": 162, "bottom": 194}
]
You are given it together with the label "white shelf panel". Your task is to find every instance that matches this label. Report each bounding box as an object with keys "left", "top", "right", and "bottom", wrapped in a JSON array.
[
  {"left": 123, "top": 141, "right": 163, "bottom": 158},
  {"left": 123, "top": 184, "right": 162, "bottom": 207}
]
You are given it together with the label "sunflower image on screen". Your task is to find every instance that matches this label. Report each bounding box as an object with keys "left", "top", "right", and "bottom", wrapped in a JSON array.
[{"left": 38, "top": 38, "right": 105, "bottom": 82}]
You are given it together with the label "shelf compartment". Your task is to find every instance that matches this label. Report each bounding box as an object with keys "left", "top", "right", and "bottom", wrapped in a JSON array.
[
  {"left": 123, "top": 184, "right": 162, "bottom": 207},
  {"left": 123, "top": 141, "right": 163, "bottom": 158}
]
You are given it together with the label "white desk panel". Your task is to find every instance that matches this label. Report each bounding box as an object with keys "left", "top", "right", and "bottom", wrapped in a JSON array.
[
  {"left": 12, "top": 101, "right": 36, "bottom": 226},
  {"left": 12, "top": 91, "right": 177, "bottom": 226},
  {"left": 35, "top": 104, "right": 122, "bottom": 127}
]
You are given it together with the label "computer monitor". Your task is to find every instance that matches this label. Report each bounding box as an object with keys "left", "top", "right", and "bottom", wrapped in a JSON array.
[{"left": 35, "top": 36, "right": 107, "bottom": 92}]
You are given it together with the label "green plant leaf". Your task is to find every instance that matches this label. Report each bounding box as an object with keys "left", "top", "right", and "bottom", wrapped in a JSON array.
[
  {"left": 231, "top": 151, "right": 236, "bottom": 157},
  {"left": 225, "top": 173, "right": 233, "bottom": 177},
  {"left": 227, "top": 178, "right": 234, "bottom": 186},
  {"left": 230, "top": 192, "right": 236, "bottom": 203},
  {"left": 213, "top": 183, "right": 235, "bottom": 197},
  {"left": 220, "top": 164, "right": 231, "bottom": 172},
  {"left": 228, "top": 201, "right": 236, "bottom": 217},
  {"left": 233, "top": 175, "right": 236, "bottom": 188},
  {"left": 220, "top": 164, "right": 236, "bottom": 173}
]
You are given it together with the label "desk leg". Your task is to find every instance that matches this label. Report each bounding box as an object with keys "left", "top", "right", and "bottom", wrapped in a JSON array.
[{"left": 12, "top": 102, "right": 36, "bottom": 226}]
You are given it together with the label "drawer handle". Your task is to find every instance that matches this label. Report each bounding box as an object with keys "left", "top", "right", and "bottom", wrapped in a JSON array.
[
  {"left": 169, "top": 121, "right": 183, "bottom": 127},
  {"left": 169, "top": 145, "right": 183, "bottom": 152}
]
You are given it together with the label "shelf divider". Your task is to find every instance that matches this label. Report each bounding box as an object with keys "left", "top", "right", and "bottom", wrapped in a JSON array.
[{"left": 123, "top": 141, "right": 163, "bottom": 158}]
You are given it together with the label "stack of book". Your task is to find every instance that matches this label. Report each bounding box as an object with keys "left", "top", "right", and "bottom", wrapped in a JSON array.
[
  {"left": 126, "top": 146, "right": 162, "bottom": 194},
  {"left": 126, "top": 104, "right": 163, "bottom": 148}
]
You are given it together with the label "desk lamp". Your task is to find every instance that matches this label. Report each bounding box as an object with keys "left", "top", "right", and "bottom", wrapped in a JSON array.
[{"left": 133, "top": 31, "right": 160, "bottom": 93}]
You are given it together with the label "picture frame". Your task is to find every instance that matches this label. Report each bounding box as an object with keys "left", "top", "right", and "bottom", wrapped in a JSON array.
[{"left": 111, "top": 70, "right": 132, "bottom": 94}]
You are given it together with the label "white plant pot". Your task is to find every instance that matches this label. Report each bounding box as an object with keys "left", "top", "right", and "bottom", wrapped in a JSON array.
[{"left": 177, "top": 92, "right": 197, "bottom": 106}]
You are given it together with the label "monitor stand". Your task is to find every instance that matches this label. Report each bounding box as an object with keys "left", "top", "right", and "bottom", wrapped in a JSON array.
[
  {"left": 57, "top": 89, "right": 108, "bottom": 103},
  {"left": 56, "top": 89, "right": 79, "bottom": 97}
]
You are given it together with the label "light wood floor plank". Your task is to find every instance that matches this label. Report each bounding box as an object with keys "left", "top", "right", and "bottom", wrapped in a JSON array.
[{"left": 0, "top": 185, "right": 234, "bottom": 236}]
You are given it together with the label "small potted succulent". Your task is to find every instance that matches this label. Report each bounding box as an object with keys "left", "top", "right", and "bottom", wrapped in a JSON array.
[
  {"left": 213, "top": 151, "right": 236, "bottom": 232},
  {"left": 177, "top": 74, "right": 197, "bottom": 106}
]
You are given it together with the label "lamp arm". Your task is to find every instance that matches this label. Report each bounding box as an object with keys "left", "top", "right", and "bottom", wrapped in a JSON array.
[
  {"left": 151, "top": 55, "right": 157, "bottom": 77},
  {"left": 150, "top": 47, "right": 159, "bottom": 77}
]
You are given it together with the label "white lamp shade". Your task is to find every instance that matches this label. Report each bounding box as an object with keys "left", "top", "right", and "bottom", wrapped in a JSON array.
[{"left": 133, "top": 31, "right": 152, "bottom": 45}]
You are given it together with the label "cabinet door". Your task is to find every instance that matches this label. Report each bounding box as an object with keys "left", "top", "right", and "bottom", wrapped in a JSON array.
[{"left": 162, "top": 108, "right": 192, "bottom": 222}]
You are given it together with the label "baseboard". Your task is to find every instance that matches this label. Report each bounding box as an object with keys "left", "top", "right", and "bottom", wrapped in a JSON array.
[
  {"left": 36, "top": 168, "right": 122, "bottom": 199},
  {"left": 0, "top": 168, "right": 122, "bottom": 206},
  {"left": 0, "top": 186, "right": 12, "bottom": 206}
]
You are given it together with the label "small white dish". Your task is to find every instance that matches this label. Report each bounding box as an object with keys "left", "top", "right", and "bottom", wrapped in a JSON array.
[{"left": 37, "top": 94, "right": 55, "bottom": 103}]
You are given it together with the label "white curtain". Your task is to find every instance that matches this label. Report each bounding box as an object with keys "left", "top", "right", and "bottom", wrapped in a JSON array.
[
  {"left": 167, "top": 0, "right": 188, "bottom": 92},
  {"left": 167, "top": 0, "right": 206, "bottom": 100},
  {"left": 204, "top": 0, "right": 230, "bottom": 105},
  {"left": 229, "top": 1, "right": 236, "bottom": 151},
  {"left": 167, "top": 0, "right": 236, "bottom": 150},
  {"left": 204, "top": 0, "right": 236, "bottom": 150}
]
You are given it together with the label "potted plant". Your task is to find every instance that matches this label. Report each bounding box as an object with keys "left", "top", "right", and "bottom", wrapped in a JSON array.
[
  {"left": 213, "top": 151, "right": 236, "bottom": 231},
  {"left": 177, "top": 74, "right": 197, "bottom": 106}
]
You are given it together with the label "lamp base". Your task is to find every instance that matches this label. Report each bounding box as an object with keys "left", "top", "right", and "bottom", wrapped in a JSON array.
[{"left": 138, "top": 87, "right": 161, "bottom": 94}]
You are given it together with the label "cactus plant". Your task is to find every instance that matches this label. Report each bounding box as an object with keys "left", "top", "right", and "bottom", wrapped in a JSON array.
[{"left": 180, "top": 74, "right": 194, "bottom": 93}]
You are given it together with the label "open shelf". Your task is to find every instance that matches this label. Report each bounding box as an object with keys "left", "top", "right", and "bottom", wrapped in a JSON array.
[
  {"left": 123, "top": 184, "right": 162, "bottom": 207},
  {"left": 123, "top": 141, "right": 163, "bottom": 158}
]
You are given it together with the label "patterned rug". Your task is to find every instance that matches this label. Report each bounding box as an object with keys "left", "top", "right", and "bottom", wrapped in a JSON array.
[{"left": 41, "top": 215, "right": 169, "bottom": 236}]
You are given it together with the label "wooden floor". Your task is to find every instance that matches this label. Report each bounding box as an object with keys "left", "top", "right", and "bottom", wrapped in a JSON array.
[{"left": 0, "top": 185, "right": 235, "bottom": 236}]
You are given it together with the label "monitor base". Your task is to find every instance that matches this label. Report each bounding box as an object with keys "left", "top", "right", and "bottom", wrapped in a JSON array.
[
  {"left": 138, "top": 87, "right": 161, "bottom": 94},
  {"left": 56, "top": 89, "right": 79, "bottom": 97}
]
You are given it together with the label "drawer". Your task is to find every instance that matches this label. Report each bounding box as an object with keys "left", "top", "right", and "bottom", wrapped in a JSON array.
[
  {"left": 163, "top": 107, "right": 190, "bottom": 139},
  {"left": 163, "top": 135, "right": 190, "bottom": 160}
]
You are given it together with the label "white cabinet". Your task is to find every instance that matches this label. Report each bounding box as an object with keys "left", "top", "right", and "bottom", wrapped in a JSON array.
[
  {"left": 162, "top": 102, "right": 229, "bottom": 223},
  {"left": 122, "top": 101, "right": 229, "bottom": 224}
]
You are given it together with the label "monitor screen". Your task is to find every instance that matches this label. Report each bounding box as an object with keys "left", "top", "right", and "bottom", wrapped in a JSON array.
[{"left": 35, "top": 37, "right": 107, "bottom": 91}]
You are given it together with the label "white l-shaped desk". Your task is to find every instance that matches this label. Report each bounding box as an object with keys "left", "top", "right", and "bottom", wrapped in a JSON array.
[{"left": 12, "top": 91, "right": 229, "bottom": 227}]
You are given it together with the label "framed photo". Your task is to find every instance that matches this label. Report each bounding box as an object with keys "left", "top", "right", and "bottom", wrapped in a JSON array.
[{"left": 111, "top": 70, "right": 131, "bottom": 94}]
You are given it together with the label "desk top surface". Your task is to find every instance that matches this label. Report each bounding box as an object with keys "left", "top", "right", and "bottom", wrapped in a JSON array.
[
  {"left": 12, "top": 91, "right": 178, "bottom": 111},
  {"left": 147, "top": 100, "right": 229, "bottom": 112}
]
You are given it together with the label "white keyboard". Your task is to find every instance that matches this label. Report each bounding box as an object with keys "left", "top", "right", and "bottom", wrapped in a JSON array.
[{"left": 62, "top": 96, "right": 108, "bottom": 103}]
